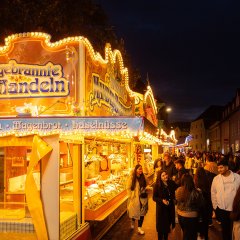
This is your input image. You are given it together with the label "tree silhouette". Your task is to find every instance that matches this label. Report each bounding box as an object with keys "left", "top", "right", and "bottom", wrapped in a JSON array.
[{"left": 0, "top": 0, "right": 140, "bottom": 86}]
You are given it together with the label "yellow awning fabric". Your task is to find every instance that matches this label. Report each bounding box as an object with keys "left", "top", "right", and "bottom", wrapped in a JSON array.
[{"left": 25, "top": 135, "right": 53, "bottom": 240}]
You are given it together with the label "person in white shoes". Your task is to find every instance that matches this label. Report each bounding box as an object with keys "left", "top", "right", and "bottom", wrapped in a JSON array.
[
  {"left": 211, "top": 157, "right": 240, "bottom": 240},
  {"left": 126, "top": 164, "right": 150, "bottom": 235}
]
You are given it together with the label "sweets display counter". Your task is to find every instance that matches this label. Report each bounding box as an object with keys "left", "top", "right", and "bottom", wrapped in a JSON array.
[
  {"left": 77, "top": 140, "right": 131, "bottom": 240},
  {"left": 84, "top": 171, "right": 129, "bottom": 220}
]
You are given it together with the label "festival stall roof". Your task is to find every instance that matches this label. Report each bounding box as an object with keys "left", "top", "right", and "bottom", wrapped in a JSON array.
[{"left": 0, "top": 32, "right": 161, "bottom": 145}]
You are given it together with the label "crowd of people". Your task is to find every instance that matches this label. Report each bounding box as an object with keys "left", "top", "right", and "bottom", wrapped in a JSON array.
[{"left": 126, "top": 151, "right": 240, "bottom": 240}]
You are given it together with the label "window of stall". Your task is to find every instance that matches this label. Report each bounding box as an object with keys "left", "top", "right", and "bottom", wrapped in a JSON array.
[
  {"left": 0, "top": 145, "right": 36, "bottom": 233},
  {"left": 143, "top": 144, "right": 154, "bottom": 174},
  {"left": 84, "top": 139, "right": 131, "bottom": 218},
  {"left": 59, "top": 141, "right": 82, "bottom": 240}
]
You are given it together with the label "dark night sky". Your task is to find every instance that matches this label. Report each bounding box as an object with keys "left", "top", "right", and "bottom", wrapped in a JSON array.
[{"left": 99, "top": 1, "right": 240, "bottom": 122}]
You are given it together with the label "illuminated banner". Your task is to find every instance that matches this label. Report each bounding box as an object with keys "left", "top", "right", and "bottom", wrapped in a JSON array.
[
  {"left": 0, "top": 117, "right": 143, "bottom": 135},
  {"left": 85, "top": 47, "right": 134, "bottom": 116},
  {"left": 0, "top": 60, "right": 70, "bottom": 99},
  {"left": 0, "top": 33, "right": 135, "bottom": 117},
  {"left": 89, "top": 75, "right": 132, "bottom": 115}
]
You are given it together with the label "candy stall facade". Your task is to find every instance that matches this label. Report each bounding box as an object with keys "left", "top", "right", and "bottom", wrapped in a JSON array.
[
  {"left": 0, "top": 33, "right": 160, "bottom": 240},
  {"left": 133, "top": 88, "right": 160, "bottom": 178}
]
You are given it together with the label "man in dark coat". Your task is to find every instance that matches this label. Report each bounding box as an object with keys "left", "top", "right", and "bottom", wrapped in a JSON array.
[
  {"left": 174, "top": 159, "right": 189, "bottom": 187},
  {"left": 162, "top": 153, "right": 177, "bottom": 180},
  {"left": 204, "top": 154, "right": 218, "bottom": 226}
]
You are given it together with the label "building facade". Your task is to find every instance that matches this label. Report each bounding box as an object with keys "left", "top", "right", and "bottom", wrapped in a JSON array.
[
  {"left": 189, "top": 106, "right": 224, "bottom": 152},
  {"left": 188, "top": 90, "right": 240, "bottom": 155},
  {"left": 189, "top": 119, "right": 207, "bottom": 151},
  {"left": 220, "top": 89, "right": 240, "bottom": 154},
  {"left": 208, "top": 121, "right": 221, "bottom": 152}
]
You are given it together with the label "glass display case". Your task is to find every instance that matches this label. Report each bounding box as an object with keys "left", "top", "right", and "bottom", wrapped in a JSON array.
[
  {"left": 143, "top": 145, "right": 154, "bottom": 176},
  {"left": 1, "top": 147, "right": 37, "bottom": 214},
  {"left": 59, "top": 141, "right": 74, "bottom": 211},
  {"left": 84, "top": 140, "right": 130, "bottom": 220},
  {"left": 84, "top": 171, "right": 129, "bottom": 211},
  {"left": 0, "top": 146, "right": 36, "bottom": 233},
  {"left": 60, "top": 181, "right": 74, "bottom": 211}
]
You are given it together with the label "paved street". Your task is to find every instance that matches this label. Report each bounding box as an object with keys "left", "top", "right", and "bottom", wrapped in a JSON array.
[{"left": 101, "top": 192, "right": 223, "bottom": 240}]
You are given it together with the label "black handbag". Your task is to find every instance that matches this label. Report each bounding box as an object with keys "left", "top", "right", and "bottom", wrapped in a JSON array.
[{"left": 140, "top": 192, "right": 148, "bottom": 198}]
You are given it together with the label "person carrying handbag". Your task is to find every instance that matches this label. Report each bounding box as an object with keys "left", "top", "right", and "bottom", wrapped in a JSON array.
[{"left": 126, "top": 164, "right": 150, "bottom": 235}]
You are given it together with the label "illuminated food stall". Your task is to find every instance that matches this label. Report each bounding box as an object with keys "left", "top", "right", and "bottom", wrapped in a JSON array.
[
  {"left": 0, "top": 33, "right": 161, "bottom": 240},
  {"left": 133, "top": 86, "right": 160, "bottom": 178},
  {"left": 159, "top": 129, "right": 178, "bottom": 155}
]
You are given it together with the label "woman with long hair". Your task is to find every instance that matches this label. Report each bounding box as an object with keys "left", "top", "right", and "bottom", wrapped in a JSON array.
[
  {"left": 153, "top": 170, "right": 177, "bottom": 240},
  {"left": 126, "top": 164, "right": 149, "bottom": 235},
  {"left": 194, "top": 167, "right": 210, "bottom": 240},
  {"left": 176, "top": 173, "right": 204, "bottom": 240},
  {"left": 230, "top": 184, "right": 240, "bottom": 240}
]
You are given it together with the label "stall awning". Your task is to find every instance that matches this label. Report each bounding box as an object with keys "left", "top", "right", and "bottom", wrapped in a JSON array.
[{"left": 0, "top": 116, "right": 144, "bottom": 140}]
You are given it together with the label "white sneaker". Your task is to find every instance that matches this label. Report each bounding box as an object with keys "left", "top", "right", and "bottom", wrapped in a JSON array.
[
  {"left": 138, "top": 227, "right": 145, "bottom": 235},
  {"left": 131, "top": 220, "right": 134, "bottom": 229},
  {"left": 216, "top": 220, "right": 221, "bottom": 225}
]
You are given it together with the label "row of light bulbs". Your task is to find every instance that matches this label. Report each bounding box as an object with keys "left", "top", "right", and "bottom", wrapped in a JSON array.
[
  {"left": 0, "top": 32, "right": 169, "bottom": 145},
  {"left": 0, "top": 129, "right": 163, "bottom": 144},
  {"left": 0, "top": 32, "right": 160, "bottom": 119},
  {"left": 0, "top": 32, "right": 136, "bottom": 99}
]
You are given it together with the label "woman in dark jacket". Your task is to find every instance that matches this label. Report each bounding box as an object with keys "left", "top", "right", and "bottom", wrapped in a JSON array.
[
  {"left": 176, "top": 173, "right": 204, "bottom": 240},
  {"left": 230, "top": 184, "right": 240, "bottom": 239},
  {"left": 153, "top": 170, "right": 177, "bottom": 240},
  {"left": 194, "top": 167, "right": 210, "bottom": 240}
]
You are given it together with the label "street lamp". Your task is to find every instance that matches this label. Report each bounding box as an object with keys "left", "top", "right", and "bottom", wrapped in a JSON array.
[
  {"left": 156, "top": 105, "right": 172, "bottom": 133},
  {"left": 166, "top": 107, "right": 172, "bottom": 113}
]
